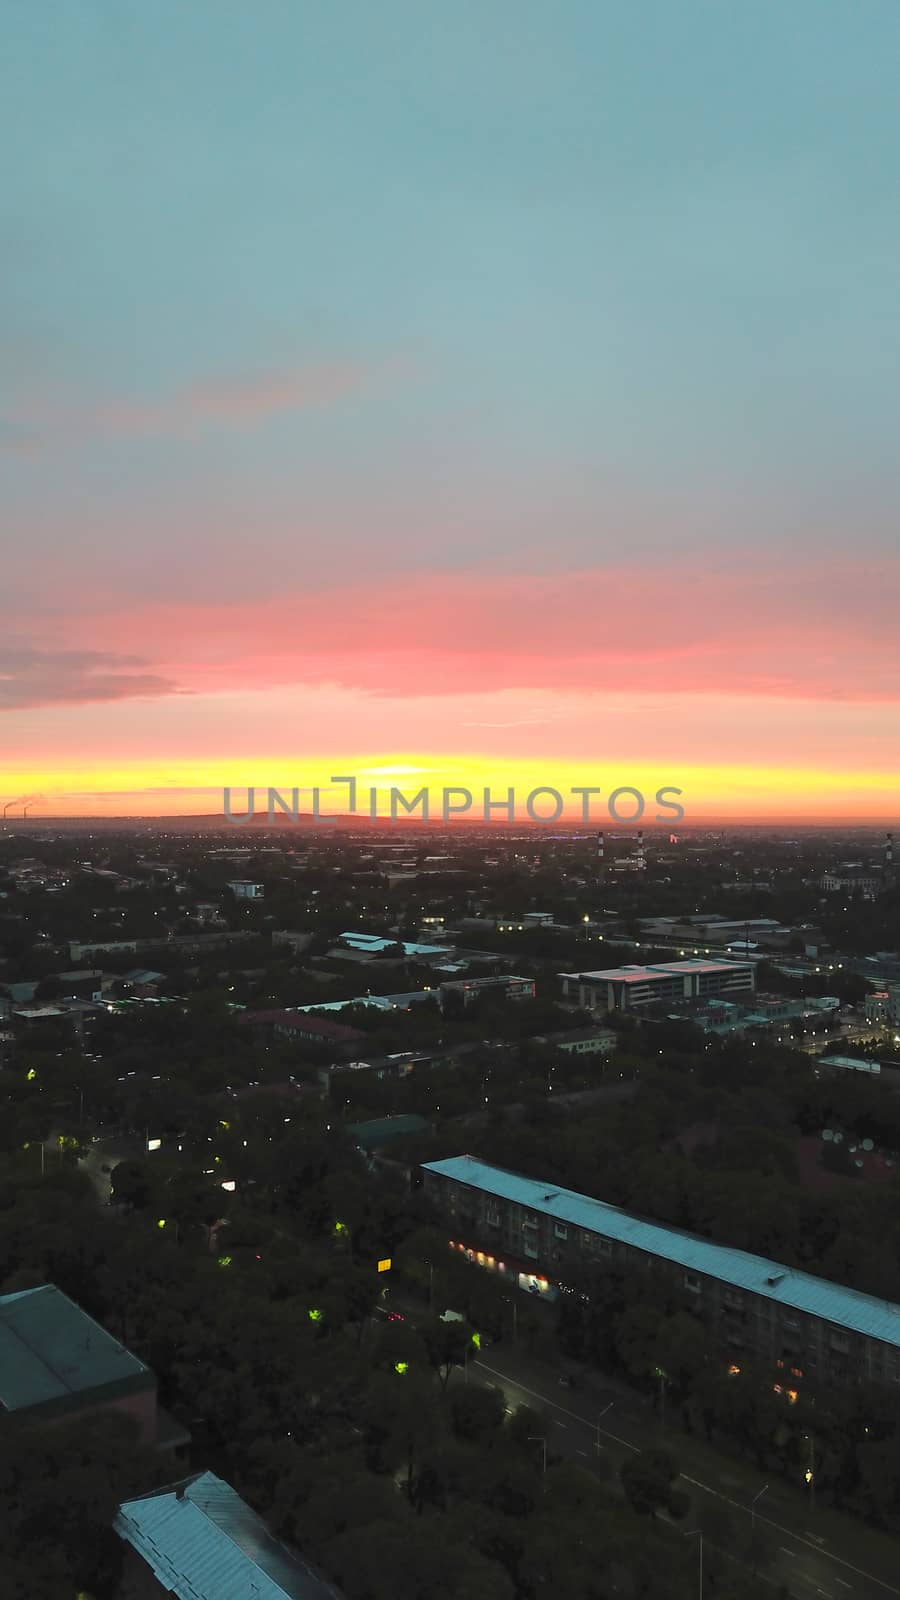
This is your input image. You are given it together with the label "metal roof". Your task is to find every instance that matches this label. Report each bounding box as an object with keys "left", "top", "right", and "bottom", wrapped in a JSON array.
[
  {"left": 115, "top": 1472, "right": 341, "bottom": 1600},
  {"left": 423, "top": 1156, "right": 900, "bottom": 1350},
  {"left": 0, "top": 1285, "right": 148, "bottom": 1412},
  {"left": 338, "top": 933, "right": 451, "bottom": 957}
]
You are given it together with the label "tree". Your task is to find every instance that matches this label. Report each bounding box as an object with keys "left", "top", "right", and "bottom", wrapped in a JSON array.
[
  {"left": 109, "top": 1157, "right": 156, "bottom": 1210},
  {"left": 620, "top": 1448, "right": 685, "bottom": 1518},
  {"left": 420, "top": 1315, "right": 475, "bottom": 1389},
  {"left": 450, "top": 1381, "right": 506, "bottom": 1442},
  {"left": 0, "top": 1410, "right": 161, "bottom": 1600}
]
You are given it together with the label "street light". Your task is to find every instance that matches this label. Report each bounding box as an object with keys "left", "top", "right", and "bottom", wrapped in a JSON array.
[
  {"left": 750, "top": 1483, "right": 769, "bottom": 1535},
  {"left": 683, "top": 1529, "right": 703, "bottom": 1598},
  {"left": 528, "top": 1436, "right": 547, "bottom": 1478},
  {"left": 596, "top": 1400, "right": 613, "bottom": 1455}
]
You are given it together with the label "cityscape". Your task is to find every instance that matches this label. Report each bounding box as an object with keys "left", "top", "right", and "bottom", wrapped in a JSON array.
[{"left": 2, "top": 3, "right": 899, "bottom": 1600}]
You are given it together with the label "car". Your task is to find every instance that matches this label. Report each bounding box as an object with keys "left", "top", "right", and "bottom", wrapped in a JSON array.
[{"left": 387, "top": 1311, "right": 405, "bottom": 1323}]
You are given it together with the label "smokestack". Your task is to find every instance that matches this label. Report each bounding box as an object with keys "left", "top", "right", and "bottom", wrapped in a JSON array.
[{"left": 635, "top": 828, "right": 645, "bottom": 870}]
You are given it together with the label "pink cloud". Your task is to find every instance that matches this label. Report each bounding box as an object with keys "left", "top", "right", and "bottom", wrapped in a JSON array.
[
  {"left": 0, "top": 357, "right": 397, "bottom": 446},
  {"left": 32, "top": 557, "right": 899, "bottom": 707}
]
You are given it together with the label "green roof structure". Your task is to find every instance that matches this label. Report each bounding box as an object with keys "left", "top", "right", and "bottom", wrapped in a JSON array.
[
  {"left": 348, "top": 1114, "right": 429, "bottom": 1150},
  {"left": 0, "top": 1284, "right": 151, "bottom": 1420}
]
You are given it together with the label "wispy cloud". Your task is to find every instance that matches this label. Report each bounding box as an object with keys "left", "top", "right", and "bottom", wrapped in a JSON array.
[
  {"left": 0, "top": 646, "right": 181, "bottom": 710},
  {"left": 0, "top": 358, "right": 393, "bottom": 449}
]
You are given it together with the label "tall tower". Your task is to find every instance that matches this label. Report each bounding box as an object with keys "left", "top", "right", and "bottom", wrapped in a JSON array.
[
  {"left": 635, "top": 829, "right": 645, "bottom": 872},
  {"left": 597, "top": 831, "right": 605, "bottom": 879},
  {"left": 886, "top": 831, "right": 895, "bottom": 886}
]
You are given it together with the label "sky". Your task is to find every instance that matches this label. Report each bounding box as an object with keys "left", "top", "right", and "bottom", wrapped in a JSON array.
[{"left": 2, "top": 0, "right": 898, "bottom": 821}]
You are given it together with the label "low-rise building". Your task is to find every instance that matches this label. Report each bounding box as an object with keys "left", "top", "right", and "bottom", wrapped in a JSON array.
[
  {"left": 820, "top": 866, "right": 884, "bottom": 898},
  {"left": 532, "top": 1027, "right": 618, "bottom": 1057},
  {"left": 818, "top": 1054, "right": 881, "bottom": 1076},
  {"left": 0, "top": 1284, "right": 188, "bottom": 1456},
  {"left": 115, "top": 1471, "right": 341, "bottom": 1600},
  {"left": 422, "top": 1156, "right": 900, "bottom": 1389},
  {"left": 438, "top": 974, "right": 535, "bottom": 1009},
  {"left": 228, "top": 879, "right": 264, "bottom": 899},
  {"left": 865, "top": 984, "right": 900, "bottom": 1029},
  {"left": 559, "top": 959, "right": 755, "bottom": 1013},
  {"left": 237, "top": 1009, "right": 365, "bottom": 1056}
]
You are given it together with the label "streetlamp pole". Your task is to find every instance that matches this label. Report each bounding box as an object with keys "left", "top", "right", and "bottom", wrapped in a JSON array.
[
  {"left": 528, "top": 1436, "right": 547, "bottom": 1480},
  {"left": 596, "top": 1400, "right": 613, "bottom": 1455},
  {"left": 750, "top": 1483, "right": 768, "bottom": 1536},
  {"left": 683, "top": 1529, "right": 703, "bottom": 1598}
]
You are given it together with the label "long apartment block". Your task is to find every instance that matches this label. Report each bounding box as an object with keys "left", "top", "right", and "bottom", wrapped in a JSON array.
[{"left": 422, "top": 1155, "right": 900, "bottom": 1390}]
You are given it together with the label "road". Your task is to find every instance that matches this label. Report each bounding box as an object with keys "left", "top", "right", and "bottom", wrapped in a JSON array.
[
  {"left": 385, "top": 1293, "right": 900, "bottom": 1600},
  {"left": 473, "top": 1353, "right": 892, "bottom": 1599}
]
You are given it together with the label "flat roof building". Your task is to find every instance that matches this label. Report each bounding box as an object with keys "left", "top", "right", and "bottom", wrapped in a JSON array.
[
  {"left": 559, "top": 959, "right": 754, "bottom": 1012},
  {"left": 0, "top": 1284, "right": 187, "bottom": 1454},
  {"left": 438, "top": 974, "right": 535, "bottom": 1009},
  {"left": 422, "top": 1156, "right": 900, "bottom": 1388}
]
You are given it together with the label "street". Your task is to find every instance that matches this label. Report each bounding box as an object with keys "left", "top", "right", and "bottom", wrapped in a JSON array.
[
  {"left": 383, "top": 1289, "right": 900, "bottom": 1600},
  {"left": 470, "top": 1350, "right": 900, "bottom": 1600}
]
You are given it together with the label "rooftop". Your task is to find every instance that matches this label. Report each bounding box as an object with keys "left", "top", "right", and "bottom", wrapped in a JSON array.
[
  {"left": 238, "top": 1010, "right": 364, "bottom": 1042},
  {"left": 561, "top": 960, "right": 752, "bottom": 983},
  {"left": 115, "top": 1471, "right": 340, "bottom": 1600},
  {"left": 0, "top": 1285, "right": 149, "bottom": 1412},
  {"left": 338, "top": 933, "right": 451, "bottom": 957},
  {"left": 423, "top": 1156, "right": 900, "bottom": 1350}
]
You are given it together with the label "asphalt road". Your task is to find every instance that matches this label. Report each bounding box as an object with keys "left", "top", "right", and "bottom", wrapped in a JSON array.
[
  {"left": 383, "top": 1294, "right": 900, "bottom": 1600},
  {"left": 472, "top": 1355, "right": 884, "bottom": 1598}
]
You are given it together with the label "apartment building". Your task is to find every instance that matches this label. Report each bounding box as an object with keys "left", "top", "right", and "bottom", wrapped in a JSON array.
[
  {"left": 422, "top": 1156, "right": 900, "bottom": 1390},
  {"left": 559, "top": 959, "right": 755, "bottom": 1013}
]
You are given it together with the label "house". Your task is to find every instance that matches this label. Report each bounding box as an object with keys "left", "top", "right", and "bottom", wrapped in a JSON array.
[
  {"left": 115, "top": 1470, "right": 342, "bottom": 1600},
  {"left": 0, "top": 1285, "right": 188, "bottom": 1457}
]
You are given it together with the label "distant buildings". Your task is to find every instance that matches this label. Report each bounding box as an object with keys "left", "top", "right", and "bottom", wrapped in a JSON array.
[
  {"left": 423, "top": 1156, "right": 900, "bottom": 1389},
  {"left": 865, "top": 984, "right": 900, "bottom": 1030},
  {"left": 818, "top": 1054, "right": 881, "bottom": 1077},
  {"left": 559, "top": 959, "right": 755, "bottom": 1013},
  {"left": 437, "top": 974, "right": 536, "bottom": 1009},
  {"left": 0, "top": 1285, "right": 188, "bottom": 1457},
  {"left": 819, "top": 866, "right": 883, "bottom": 898},
  {"left": 532, "top": 1026, "right": 618, "bottom": 1057},
  {"left": 237, "top": 1009, "right": 365, "bottom": 1054},
  {"left": 115, "top": 1470, "right": 341, "bottom": 1600}
]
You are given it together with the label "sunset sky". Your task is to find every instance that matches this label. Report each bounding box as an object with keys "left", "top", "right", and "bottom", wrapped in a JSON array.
[{"left": 2, "top": 2, "right": 898, "bottom": 821}]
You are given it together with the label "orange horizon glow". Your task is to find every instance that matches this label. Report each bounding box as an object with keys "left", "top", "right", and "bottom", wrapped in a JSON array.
[{"left": 2, "top": 755, "right": 898, "bottom": 822}]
